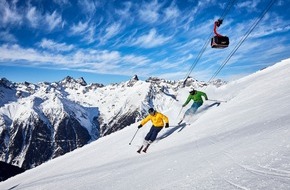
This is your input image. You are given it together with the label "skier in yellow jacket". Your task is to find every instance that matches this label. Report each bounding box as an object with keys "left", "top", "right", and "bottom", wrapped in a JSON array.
[{"left": 137, "top": 108, "right": 169, "bottom": 153}]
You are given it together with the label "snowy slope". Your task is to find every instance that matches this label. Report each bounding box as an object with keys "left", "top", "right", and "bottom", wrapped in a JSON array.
[
  {"left": 1, "top": 72, "right": 212, "bottom": 170},
  {"left": 0, "top": 58, "right": 290, "bottom": 189}
]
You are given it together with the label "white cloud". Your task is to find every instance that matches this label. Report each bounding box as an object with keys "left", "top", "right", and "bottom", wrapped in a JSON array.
[
  {"left": 192, "top": 0, "right": 215, "bottom": 15},
  {"left": 0, "top": 0, "right": 22, "bottom": 26},
  {"left": 1, "top": 1, "right": 65, "bottom": 31},
  {"left": 101, "top": 23, "right": 122, "bottom": 43},
  {"left": 70, "top": 21, "right": 89, "bottom": 34},
  {"left": 0, "top": 44, "right": 59, "bottom": 64},
  {"left": 93, "top": 50, "right": 121, "bottom": 63},
  {"left": 78, "top": 0, "right": 99, "bottom": 15},
  {"left": 26, "top": 6, "right": 41, "bottom": 28},
  {"left": 235, "top": 0, "right": 261, "bottom": 11},
  {"left": 0, "top": 44, "right": 138, "bottom": 69},
  {"left": 0, "top": 43, "right": 159, "bottom": 77},
  {"left": 70, "top": 49, "right": 121, "bottom": 66},
  {"left": 163, "top": 4, "right": 180, "bottom": 21},
  {"left": 138, "top": 0, "right": 161, "bottom": 23},
  {"left": 45, "top": 10, "right": 63, "bottom": 31},
  {"left": 38, "top": 39, "right": 74, "bottom": 52},
  {"left": 0, "top": 31, "right": 17, "bottom": 43},
  {"left": 122, "top": 55, "right": 150, "bottom": 67},
  {"left": 69, "top": 20, "right": 100, "bottom": 44},
  {"left": 115, "top": 2, "right": 132, "bottom": 18},
  {"left": 53, "top": 0, "right": 70, "bottom": 6},
  {"left": 83, "top": 26, "right": 96, "bottom": 44},
  {"left": 70, "top": 17, "right": 108, "bottom": 44},
  {"left": 131, "top": 28, "right": 171, "bottom": 48},
  {"left": 251, "top": 24, "right": 290, "bottom": 38}
]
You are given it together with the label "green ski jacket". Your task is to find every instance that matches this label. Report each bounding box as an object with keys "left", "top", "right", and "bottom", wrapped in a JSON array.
[{"left": 183, "top": 91, "right": 208, "bottom": 106}]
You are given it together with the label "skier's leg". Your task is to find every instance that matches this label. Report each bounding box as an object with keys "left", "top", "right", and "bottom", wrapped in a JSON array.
[
  {"left": 191, "top": 103, "right": 200, "bottom": 113},
  {"left": 137, "top": 127, "right": 154, "bottom": 153},
  {"left": 144, "top": 126, "right": 155, "bottom": 141},
  {"left": 179, "top": 108, "right": 193, "bottom": 123},
  {"left": 188, "top": 102, "right": 203, "bottom": 115},
  {"left": 185, "top": 103, "right": 203, "bottom": 124},
  {"left": 182, "top": 107, "right": 194, "bottom": 122},
  {"left": 142, "top": 141, "right": 151, "bottom": 153},
  {"left": 143, "top": 127, "right": 162, "bottom": 152},
  {"left": 180, "top": 103, "right": 203, "bottom": 124},
  {"left": 184, "top": 107, "right": 193, "bottom": 116},
  {"left": 137, "top": 145, "right": 144, "bottom": 153},
  {"left": 149, "top": 127, "right": 163, "bottom": 142}
]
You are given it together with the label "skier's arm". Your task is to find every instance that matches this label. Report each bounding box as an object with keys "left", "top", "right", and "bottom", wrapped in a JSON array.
[
  {"left": 201, "top": 92, "right": 208, "bottom": 100},
  {"left": 182, "top": 96, "right": 191, "bottom": 107},
  {"left": 161, "top": 113, "right": 169, "bottom": 125},
  {"left": 140, "top": 115, "right": 151, "bottom": 126}
]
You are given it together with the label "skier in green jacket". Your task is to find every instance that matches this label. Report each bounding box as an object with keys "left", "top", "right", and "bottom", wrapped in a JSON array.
[{"left": 182, "top": 89, "right": 208, "bottom": 117}]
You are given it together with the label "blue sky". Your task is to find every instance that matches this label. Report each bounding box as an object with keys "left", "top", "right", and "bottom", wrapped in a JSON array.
[{"left": 0, "top": 0, "right": 290, "bottom": 85}]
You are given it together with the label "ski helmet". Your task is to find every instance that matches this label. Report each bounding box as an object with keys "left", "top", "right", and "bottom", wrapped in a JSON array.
[
  {"left": 148, "top": 108, "right": 155, "bottom": 113},
  {"left": 189, "top": 89, "right": 196, "bottom": 94}
]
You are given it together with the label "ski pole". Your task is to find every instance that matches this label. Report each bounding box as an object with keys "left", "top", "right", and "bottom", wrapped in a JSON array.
[
  {"left": 177, "top": 107, "right": 183, "bottom": 118},
  {"left": 207, "top": 99, "right": 227, "bottom": 103},
  {"left": 129, "top": 128, "right": 139, "bottom": 145}
]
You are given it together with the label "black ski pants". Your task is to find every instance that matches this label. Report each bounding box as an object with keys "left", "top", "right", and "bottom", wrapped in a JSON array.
[{"left": 145, "top": 126, "right": 163, "bottom": 142}]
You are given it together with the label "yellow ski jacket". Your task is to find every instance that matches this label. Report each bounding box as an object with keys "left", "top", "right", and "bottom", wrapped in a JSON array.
[{"left": 140, "top": 112, "right": 169, "bottom": 127}]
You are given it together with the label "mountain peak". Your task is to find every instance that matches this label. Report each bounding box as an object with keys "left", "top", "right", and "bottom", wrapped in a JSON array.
[
  {"left": 0, "top": 78, "right": 13, "bottom": 89},
  {"left": 126, "top": 75, "right": 139, "bottom": 87},
  {"left": 131, "top": 75, "right": 139, "bottom": 81},
  {"left": 76, "top": 77, "right": 87, "bottom": 86},
  {"left": 60, "top": 76, "right": 87, "bottom": 86}
]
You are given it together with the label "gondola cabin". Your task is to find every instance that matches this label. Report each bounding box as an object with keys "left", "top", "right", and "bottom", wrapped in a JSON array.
[
  {"left": 211, "top": 19, "right": 229, "bottom": 49},
  {"left": 211, "top": 36, "right": 229, "bottom": 48}
]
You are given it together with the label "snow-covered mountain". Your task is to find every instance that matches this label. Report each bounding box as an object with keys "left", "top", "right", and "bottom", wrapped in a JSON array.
[
  {"left": 0, "top": 58, "right": 289, "bottom": 189},
  {"left": 0, "top": 76, "right": 101, "bottom": 170},
  {"left": 0, "top": 74, "right": 223, "bottom": 170}
]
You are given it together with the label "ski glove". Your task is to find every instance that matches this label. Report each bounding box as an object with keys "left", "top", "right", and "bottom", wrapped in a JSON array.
[
  {"left": 138, "top": 124, "right": 142, "bottom": 128},
  {"left": 165, "top": 123, "right": 169, "bottom": 128}
]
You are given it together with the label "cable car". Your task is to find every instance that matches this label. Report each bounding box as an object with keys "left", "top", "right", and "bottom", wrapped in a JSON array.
[{"left": 211, "top": 19, "right": 229, "bottom": 49}]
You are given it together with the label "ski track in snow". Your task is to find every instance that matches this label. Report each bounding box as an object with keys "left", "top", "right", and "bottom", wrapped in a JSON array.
[{"left": 192, "top": 115, "right": 290, "bottom": 189}]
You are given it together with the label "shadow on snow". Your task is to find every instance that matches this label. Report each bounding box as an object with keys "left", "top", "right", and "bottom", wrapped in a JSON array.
[{"left": 156, "top": 102, "right": 221, "bottom": 142}]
